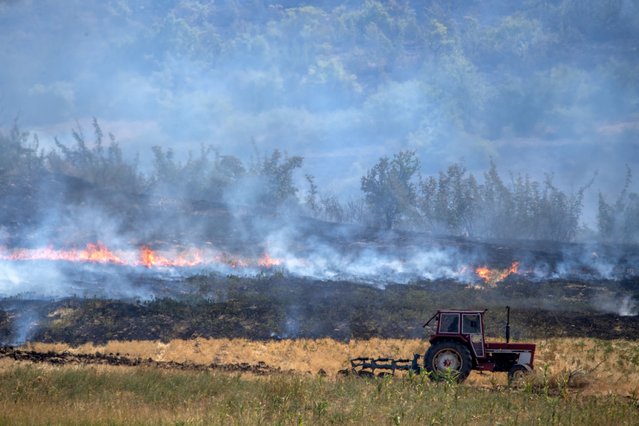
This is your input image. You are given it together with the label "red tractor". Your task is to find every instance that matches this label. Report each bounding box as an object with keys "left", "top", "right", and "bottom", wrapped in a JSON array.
[{"left": 349, "top": 307, "right": 535, "bottom": 383}]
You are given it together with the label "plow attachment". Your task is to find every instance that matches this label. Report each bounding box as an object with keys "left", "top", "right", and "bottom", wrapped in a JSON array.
[{"left": 348, "top": 354, "right": 422, "bottom": 377}]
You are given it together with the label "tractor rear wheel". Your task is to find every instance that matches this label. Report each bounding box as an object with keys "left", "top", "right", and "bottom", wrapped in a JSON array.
[{"left": 424, "top": 340, "right": 472, "bottom": 383}]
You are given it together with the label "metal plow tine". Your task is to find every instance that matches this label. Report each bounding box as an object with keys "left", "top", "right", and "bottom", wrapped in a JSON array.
[{"left": 349, "top": 354, "right": 422, "bottom": 377}]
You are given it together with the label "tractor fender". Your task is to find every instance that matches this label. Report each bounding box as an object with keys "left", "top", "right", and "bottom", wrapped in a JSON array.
[
  {"left": 517, "top": 351, "right": 533, "bottom": 366},
  {"left": 429, "top": 334, "right": 471, "bottom": 346},
  {"left": 514, "top": 363, "right": 533, "bottom": 372}
]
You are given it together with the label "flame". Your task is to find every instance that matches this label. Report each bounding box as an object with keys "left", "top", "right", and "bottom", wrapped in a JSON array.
[
  {"left": 140, "top": 246, "right": 168, "bottom": 268},
  {"left": 139, "top": 246, "right": 205, "bottom": 268},
  {"left": 474, "top": 261, "right": 519, "bottom": 286},
  {"left": 0, "top": 242, "right": 281, "bottom": 270},
  {"left": 1, "top": 243, "right": 126, "bottom": 265},
  {"left": 258, "top": 253, "right": 281, "bottom": 268}
]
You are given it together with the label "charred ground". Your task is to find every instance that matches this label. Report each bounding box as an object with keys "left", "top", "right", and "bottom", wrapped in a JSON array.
[{"left": 1, "top": 272, "right": 638, "bottom": 346}]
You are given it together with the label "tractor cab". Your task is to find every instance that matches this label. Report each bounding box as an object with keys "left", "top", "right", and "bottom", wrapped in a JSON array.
[{"left": 432, "top": 310, "right": 486, "bottom": 358}]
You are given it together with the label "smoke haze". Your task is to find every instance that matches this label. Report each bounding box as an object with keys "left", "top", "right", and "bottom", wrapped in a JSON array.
[
  {"left": 1, "top": 1, "right": 637, "bottom": 206},
  {"left": 0, "top": 1, "right": 638, "bottom": 343}
]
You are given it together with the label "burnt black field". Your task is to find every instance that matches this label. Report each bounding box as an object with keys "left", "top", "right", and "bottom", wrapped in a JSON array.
[{"left": 1, "top": 261, "right": 638, "bottom": 346}]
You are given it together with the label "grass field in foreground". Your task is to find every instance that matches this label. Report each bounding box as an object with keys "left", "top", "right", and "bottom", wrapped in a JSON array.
[
  {"left": 0, "top": 362, "right": 638, "bottom": 425},
  {"left": 21, "top": 337, "right": 639, "bottom": 397}
]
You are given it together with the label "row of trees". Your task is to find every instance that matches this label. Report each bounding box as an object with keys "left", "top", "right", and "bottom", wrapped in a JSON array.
[
  {"left": 0, "top": 123, "right": 636, "bottom": 243},
  {"left": 357, "top": 151, "right": 591, "bottom": 241},
  {"left": 0, "top": 120, "right": 304, "bottom": 213}
]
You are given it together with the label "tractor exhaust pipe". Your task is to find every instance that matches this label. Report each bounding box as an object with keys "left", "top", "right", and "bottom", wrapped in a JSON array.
[{"left": 505, "top": 306, "right": 511, "bottom": 343}]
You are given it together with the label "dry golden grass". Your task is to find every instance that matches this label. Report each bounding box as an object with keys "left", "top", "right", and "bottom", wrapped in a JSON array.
[
  {"left": 21, "top": 338, "right": 426, "bottom": 375},
  {"left": 16, "top": 337, "right": 639, "bottom": 397}
]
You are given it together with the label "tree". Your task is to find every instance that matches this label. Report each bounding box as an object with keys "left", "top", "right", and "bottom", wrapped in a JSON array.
[
  {"left": 320, "top": 193, "right": 344, "bottom": 222},
  {"left": 476, "top": 160, "right": 513, "bottom": 239},
  {"left": 536, "top": 175, "right": 581, "bottom": 241},
  {"left": 598, "top": 167, "right": 639, "bottom": 243},
  {"left": 252, "top": 150, "right": 303, "bottom": 208},
  {"left": 151, "top": 144, "right": 246, "bottom": 202},
  {"left": 209, "top": 154, "right": 245, "bottom": 200},
  {"left": 417, "top": 162, "right": 480, "bottom": 236},
  {"left": 0, "top": 122, "right": 44, "bottom": 228},
  {"left": 417, "top": 175, "right": 437, "bottom": 230},
  {"left": 47, "top": 118, "right": 143, "bottom": 193},
  {"left": 0, "top": 122, "right": 43, "bottom": 193},
  {"left": 150, "top": 144, "right": 215, "bottom": 200},
  {"left": 361, "top": 150, "right": 419, "bottom": 229},
  {"left": 304, "top": 174, "right": 320, "bottom": 214}
]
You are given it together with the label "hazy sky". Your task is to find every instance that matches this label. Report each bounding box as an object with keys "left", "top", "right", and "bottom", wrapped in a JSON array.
[{"left": 1, "top": 0, "right": 638, "bottom": 225}]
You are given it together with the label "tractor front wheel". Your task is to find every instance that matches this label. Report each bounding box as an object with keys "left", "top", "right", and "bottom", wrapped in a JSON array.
[
  {"left": 424, "top": 340, "right": 472, "bottom": 383},
  {"left": 507, "top": 364, "right": 531, "bottom": 386}
]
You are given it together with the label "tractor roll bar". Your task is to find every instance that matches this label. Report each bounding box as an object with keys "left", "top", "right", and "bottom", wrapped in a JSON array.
[
  {"left": 505, "top": 306, "right": 511, "bottom": 343},
  {"left": 423, "top": 312, "right": 438, "bottom": 328}
]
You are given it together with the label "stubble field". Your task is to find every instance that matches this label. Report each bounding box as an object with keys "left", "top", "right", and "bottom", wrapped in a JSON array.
[{"left": 1, "top": 336, "right": 638, "bottom": 425}]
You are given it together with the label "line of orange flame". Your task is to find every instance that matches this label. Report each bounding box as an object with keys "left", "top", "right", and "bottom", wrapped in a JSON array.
[
  {"left": 3, "top": 243, "right": 126, "bottom": 265},
  {"left": 0, "top": 243, "right": 280, "bottom": 270},
  {"left": 1, "top": 242, "right": 517, "bottom": 282}
]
